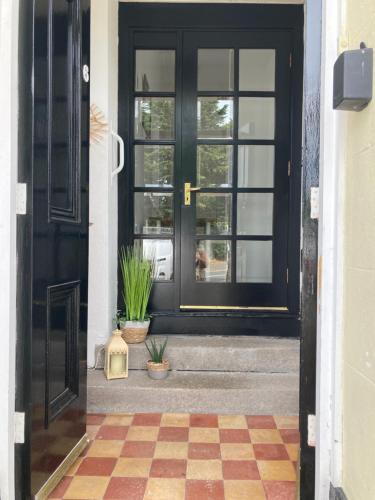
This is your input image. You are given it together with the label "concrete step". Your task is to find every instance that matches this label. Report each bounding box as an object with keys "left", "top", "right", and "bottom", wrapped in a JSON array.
[
  {"left": 88, "top": 369, "right": 299, "bottom": 415},
  {"left": 95, "top": 335, "right": 299, "bottom": 373}
]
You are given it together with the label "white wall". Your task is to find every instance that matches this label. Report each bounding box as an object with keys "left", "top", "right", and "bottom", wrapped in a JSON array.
[
  {"left": 0, "top": 1, "right": 19, "bottom": 498},
  {"left": 316, "top": 0, "right": 346, "bottom": 497},
  {"left": 88, "top": 0, "right": 119, "bottom": 367}
]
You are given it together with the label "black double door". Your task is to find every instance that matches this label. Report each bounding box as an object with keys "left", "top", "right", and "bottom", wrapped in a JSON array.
[{"left": 119, "top": 5, "right": 302, "bottom": 335}]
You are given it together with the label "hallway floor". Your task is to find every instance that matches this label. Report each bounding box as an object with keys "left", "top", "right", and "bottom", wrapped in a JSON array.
[{"left": 49, "top": 413, "right": 299, "bottom": 500}]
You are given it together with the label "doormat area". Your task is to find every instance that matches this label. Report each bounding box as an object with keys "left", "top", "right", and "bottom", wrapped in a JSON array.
[{"left": 48, "top": 413, "right": 299, "bottom": 500}]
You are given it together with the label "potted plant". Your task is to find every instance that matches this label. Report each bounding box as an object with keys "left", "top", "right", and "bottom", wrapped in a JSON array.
[
  {"left": 119, "top": 245, "right": 153, "bottom": 344},
  {"left": 145, "top": 337, "right": 169, "bottom": 380}
]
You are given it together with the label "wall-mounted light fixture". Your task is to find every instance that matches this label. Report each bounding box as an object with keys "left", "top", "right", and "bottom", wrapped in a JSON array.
[{"left": 333, "top": 42, "right": 373, "bottom": 111}]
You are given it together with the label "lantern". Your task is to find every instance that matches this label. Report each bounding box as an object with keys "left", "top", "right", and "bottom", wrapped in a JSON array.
[{"left": 104, "top": 328, "right": 129, "bottom": 379}]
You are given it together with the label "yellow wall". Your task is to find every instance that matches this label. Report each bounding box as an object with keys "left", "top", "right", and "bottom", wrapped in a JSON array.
[{"left": 342, "top": 1, "right": 375, "bottom": 499}]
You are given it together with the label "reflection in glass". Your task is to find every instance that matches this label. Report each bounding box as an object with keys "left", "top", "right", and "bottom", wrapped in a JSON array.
[
  {"left": 135, "top": 145, "right": 174, "bottom": 187},
  {"left": 239, "top": 49, "right": 275, "bottom": 91},
  {"left": 135, "top": 97, "right": 175, "bottom": 140},
  {"left": 196, "top": 193, "right": 232, "bottom": 235},
  {"left": 238, "top": 145, "right": 274, "bottom": 188},
  {"left": 198, "top": 49, "right": 234, "bottom": 91},
  {"left": 197, "top": 97, "right": 233, "bottom": 139},
  {"left": 196, "top": 240, "right": 231, "bottom": 282},
  {"left": 237, "top": 240, "right": 272, "bottom": 283},
  {"left": 238, "top": 97, "right": 275, "bottom": 140},
  {"left": 197, "top": 145, "right": 233, "bottom": 187},
  {"left": 135, "top": 239, "right": 173, "bottom": 281},
  {"left": 134, "top": 193, "right": 173, "bottom": 235},
  {"left": 135, "top": 50, "right": 175, "bottom": 92},
  {"left": 237, "top": 193, "right": 273, "bottom": 235}
]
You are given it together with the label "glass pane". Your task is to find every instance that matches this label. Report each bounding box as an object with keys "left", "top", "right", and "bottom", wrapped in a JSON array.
[
  {"left": 197, "top": 145, "right": 233, "bottom": 187},
  {"left": 196, "top": 240, "right": 231, "bottom": 282},
  {"left": 238, "top": 97, "right": 275, "bottom": 140},
  {"left": 236, "top": 241, "right": 272, "bottom": 283},
  {"left": 135, "top": 50, "right": 175, "bottom": 92},
  {"left": 134, "top": 97, "right": 175, "bottom": 140},
  {"left": 237, "top": 193, "right": 273, "bottom": 235},
  {"left": 198, "top": 49, "right": 234, "bottom": 91},
  {"left": 135, "top": 239, "right": 174, "bottom": 281},
  {"left": 135, "top": 145, "right": 174, "bottom": 188},
  {"left": 238, "top": 145, "right": 274, "bottom": 188},
  {"left": 197, "top": 97, "right": 233, "bottom": 139},
  {"left": 239, "top": 49, "right": 276, "bottom": 91},
  {"left": 134, "top": 193, "right": 173, "bottom": 235},
  {"left": 196, "top": 193, "right": 232, "bottom": 235}
]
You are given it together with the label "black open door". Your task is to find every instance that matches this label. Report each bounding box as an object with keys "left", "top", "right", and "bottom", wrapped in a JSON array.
[{"left": 16, "top": 1, "right": 90, "bottom": 498}]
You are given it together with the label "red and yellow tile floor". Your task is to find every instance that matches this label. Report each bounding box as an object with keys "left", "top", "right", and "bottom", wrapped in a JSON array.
[{"left": 49, "top": 413, "right": 299, "bottom": 500}]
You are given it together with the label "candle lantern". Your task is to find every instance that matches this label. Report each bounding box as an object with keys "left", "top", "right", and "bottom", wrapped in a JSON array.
[{"left": 104, "top": 328, "right": 129, "bottom": 380}]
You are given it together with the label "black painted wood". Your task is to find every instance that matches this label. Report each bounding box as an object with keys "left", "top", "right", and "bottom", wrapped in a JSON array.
[
  {"left": 15, "top": 1, "right": 90, "bottom": 497},
  {"left": 299, "top": 0, "right": 322, "bottom": 498},
  {"left": 118, "top": 3, "right": 303, "bottom": 336}
]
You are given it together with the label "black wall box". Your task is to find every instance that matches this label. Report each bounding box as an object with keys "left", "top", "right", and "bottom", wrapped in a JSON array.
[{"left": 333, "top": 46, "right": 373, "bottom": 111}]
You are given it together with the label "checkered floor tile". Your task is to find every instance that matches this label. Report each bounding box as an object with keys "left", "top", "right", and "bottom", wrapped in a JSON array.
[{"left": 48, "top": 413, "right": 299, "bottom": 500}]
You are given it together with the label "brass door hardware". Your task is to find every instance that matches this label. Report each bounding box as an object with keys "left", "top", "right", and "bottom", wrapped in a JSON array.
[{"left": 184, "top": 182, "right": 201, "bottom": 205}]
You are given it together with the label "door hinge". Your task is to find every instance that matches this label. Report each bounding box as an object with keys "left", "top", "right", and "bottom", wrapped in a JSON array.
[
  {"left": 310, "top": 187, "right": 319, "bottom": 219},
  {"left": 288, "top": 160, "right": 291, "bottom": 177},
  {"left": 289, "top": 53, "right": 292, "bottom": 68},
  {"left": 307, "top": 414, "right": 316, "bottom": 447},
  {"left": 16, "top": 183, "right": 27, "bottom": 215},
  {"left": 14, "top": 412, "right": 25, "bottom": 444}
]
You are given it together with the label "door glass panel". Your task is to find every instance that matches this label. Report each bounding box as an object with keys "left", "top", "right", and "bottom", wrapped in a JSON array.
[
  {"left": 197, "top": 145, "right": 233, "bottom": 187},
  {"left": 135, "top": 239, "right": 174, "bottom": 281},
  {"left": 196, "top": 240, "right": 231, "bottom": 282},
  {"left": 238, "top": 97, "right": 275, "bottom": 140},
  {"left": 134, "top": 97, "right": 175, "bottom": 140},
  {"left": 135, "top": 145, "right": 174, "bottom": 187},
  {"left": 198, "top": 49, "right": 234, "bottom": 91},
  {"left": 196, "top": 193, "right": 232, "bottom": 235},
  {"left": 135, "top": 50, "right": 175, "bottom": 92},
  {"left": 134, "top": 192, "right": 173, "bottom": 235},
  {"left": 236, "top": 240, "right": 272, "bottom": 283},
  {"left": 197, "top": 97, "right": 233, "bottom": 139},
  {"left": 237, "top": 193, "right": 273, "bottom": 235},
  {"left": 238, "top": 145, "right": 274, "bottom": 188},
  {"left": 239, "top": 49, "right": 276, "bottom": 91}
]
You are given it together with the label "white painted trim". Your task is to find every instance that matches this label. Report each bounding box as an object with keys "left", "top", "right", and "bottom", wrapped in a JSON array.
[
  {"left": 316, "top": 0, "right": 345, "bottom": 497},
  {"left": 0, "top": 1, "right": 19, "bottom": 499}
]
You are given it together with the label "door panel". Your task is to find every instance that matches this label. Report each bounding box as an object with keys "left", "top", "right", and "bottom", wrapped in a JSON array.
[
  {"left": 31, "top": 0, "right": 90, "bottom": 496},
  {"left": 180, "top": 32, "right": 291, "bottom": 309},
  {"left": 118, "top": 4, "right": 303, "bottom": 335}
]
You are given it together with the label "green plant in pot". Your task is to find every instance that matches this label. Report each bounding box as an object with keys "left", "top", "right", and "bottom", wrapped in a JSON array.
[
  {"left": 119, "top": 245, "right": 153, "bottom": 344},
  {"left": 145, "top": 337, "right": 169, "bottom": 380}
]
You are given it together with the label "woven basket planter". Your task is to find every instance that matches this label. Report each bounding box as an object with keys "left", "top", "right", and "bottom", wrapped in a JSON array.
[
  {"left": 147, "top": 359, "right": 170, "bottom": 380},
  {"left": 121, "top": 320, "right": 150, "bottom": 344}
]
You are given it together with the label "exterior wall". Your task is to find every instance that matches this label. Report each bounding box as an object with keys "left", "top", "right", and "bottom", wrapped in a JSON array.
[
  {"left": 340, "top": 1, "right": 375, "bottom": 499},
  {"left": 88, "top": 0, "right": 118, "bottom": 367},
  {"left": 0, "top": 1, "right": 19, "bottom": 498}
]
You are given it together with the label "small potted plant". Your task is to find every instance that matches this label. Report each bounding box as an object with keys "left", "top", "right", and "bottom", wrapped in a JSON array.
[
  {"left": 145, "top": 337, "right": 169, "bottom": 380},
  {"left": 119, "top": 245, "right": 153, "bottom": 344}
]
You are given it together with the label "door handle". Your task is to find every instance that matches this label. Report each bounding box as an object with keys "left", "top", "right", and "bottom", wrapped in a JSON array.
[
  {"left": 111, "top": 130, "right": 125, "bottom": 183},
  {"left": 184, "top": 182, "right": 201, "bottom": 205}
]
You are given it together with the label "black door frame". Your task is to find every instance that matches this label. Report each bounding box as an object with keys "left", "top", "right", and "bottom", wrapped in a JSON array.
[
  {"left": 118, "top": 4, "right": 303, "bottom": 338},
  {"left": 16, "top": 1, "right": 320, "bottom": 499}
]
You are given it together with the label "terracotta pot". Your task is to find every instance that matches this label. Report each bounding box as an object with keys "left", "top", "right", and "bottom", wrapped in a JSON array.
[
  {"left": 147, "top": 359, "right": 170, "bottom": 380},
  {"left": 121, "top": 320, "right": 150, "bottom": 344}
]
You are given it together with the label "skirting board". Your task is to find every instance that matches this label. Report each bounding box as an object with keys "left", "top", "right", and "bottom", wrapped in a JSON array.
[{"left": 330, "top": 484, "right": 348, "bottom": 500}]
